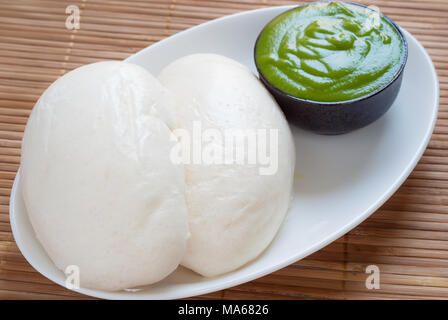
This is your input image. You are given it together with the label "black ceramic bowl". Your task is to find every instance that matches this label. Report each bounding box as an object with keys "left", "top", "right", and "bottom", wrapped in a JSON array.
[{"left": 254, "top": 2, "right": 408, "bottom": 135}]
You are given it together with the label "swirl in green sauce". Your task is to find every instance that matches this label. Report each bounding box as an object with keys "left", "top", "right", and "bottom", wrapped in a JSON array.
[{"left": 255, "top": 2, "right": 405, "bottom": 102}]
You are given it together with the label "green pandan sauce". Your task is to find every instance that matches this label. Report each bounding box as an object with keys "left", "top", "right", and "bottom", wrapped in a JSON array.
[{"left": 255, "top": 2, "right": 405, "bottom": 102}]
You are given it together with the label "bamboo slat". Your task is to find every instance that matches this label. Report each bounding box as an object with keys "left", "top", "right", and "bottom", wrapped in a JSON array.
[{"left": 0, "top": 0, "right": 447, "bottom": 300}]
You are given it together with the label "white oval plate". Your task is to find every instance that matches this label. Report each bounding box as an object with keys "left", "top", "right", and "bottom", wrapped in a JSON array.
[{"left": 10, "top": 6, "right": 438, "bottom": 299}]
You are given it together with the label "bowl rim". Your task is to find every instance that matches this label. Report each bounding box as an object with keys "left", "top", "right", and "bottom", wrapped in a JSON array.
[{"left": 253, "top": 0, "right": 409, "bottom": 106}]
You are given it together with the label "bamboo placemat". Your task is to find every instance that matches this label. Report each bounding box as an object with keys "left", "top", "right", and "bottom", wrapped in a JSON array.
[{"left": 0, "top": 0, "right": 446, "bottom": 300}]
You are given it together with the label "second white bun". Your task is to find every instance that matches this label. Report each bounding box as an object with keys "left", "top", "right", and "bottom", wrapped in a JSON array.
[{"left": 159, "top": 54, "right": 295, "bottom": 277}]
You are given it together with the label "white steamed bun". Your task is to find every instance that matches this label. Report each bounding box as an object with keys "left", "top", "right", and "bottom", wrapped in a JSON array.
[
  {"left": 159, "top": 54, "right": 295, "bottom": 277},
  {"left": 21, "top": 61, "right": 189, "bottom": 291}
]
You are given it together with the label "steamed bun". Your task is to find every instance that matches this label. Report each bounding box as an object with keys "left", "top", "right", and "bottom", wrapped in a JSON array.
[
  {"left": 158, "top": 54, "right": 295, "bottom": 277},
  {"left": 21, "top": 61, "right": 189, "bottom": 291}
]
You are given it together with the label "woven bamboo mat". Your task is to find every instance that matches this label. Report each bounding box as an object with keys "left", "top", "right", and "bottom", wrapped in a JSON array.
[{"left": 0, "top": 0, "right": 446, "bottom": 300}]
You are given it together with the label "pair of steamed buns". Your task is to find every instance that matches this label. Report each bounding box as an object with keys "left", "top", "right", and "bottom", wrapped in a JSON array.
[{"left": 21, "top": 54, "right": 295, "bottom": 291}]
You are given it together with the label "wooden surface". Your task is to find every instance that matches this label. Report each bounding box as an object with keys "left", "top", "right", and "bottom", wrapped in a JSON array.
[{"left": 0, "top": 0, "right": 447, "bottom": 300}]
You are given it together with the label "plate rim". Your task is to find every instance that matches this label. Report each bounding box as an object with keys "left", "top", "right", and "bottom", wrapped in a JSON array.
[{"left": 9, "top": 5, "right": 439, "bottom": 300}]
